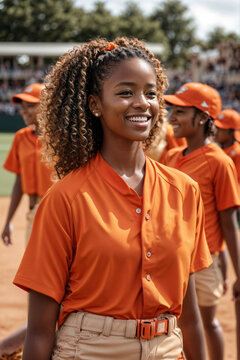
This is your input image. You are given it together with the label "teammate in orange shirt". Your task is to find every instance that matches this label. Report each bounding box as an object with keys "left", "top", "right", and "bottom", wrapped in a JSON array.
[
  {"left": 13, "top": 38, "right": 212, "bottom": 360},
  {"left": 164, "top": 83, "right": 240, "bottom": 360},
  {"left": 0, "top": 83, "right": 53, "bottom": 357},
  {"left": 214, "top": 109, "right": 240, "bottom": 182},
  {"left": 145, "top": 122, "right": 186, "bottom": 163},
  {"left": 1, "top": 83, "right": 53, "bottom": 246}
]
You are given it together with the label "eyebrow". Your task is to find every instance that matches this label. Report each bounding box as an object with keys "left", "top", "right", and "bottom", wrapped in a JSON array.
[{"left": 114, "top": 82, "right": 156, "bottom": 88}]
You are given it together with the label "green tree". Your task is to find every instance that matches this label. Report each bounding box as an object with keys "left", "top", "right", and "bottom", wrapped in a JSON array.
[
  {"left": 204, "top": 26, "right": 240, "bottom": 49},
  {"left": 74, "top": 1, "right": 120, "bottom": 42},
  {"left": 0, "top": 0, "right": 79, "bottom": 41},
  {"left": 151, "top": 0, "right": 196, "bottom": 68},
  {"left": 117, "top": 3, "right": 169, "bottom": 60}
]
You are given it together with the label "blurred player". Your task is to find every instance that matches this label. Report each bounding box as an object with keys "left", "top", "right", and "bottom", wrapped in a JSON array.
[
  {"left": 0, "top": 83, "right": 53, "bottom": 357},
  {"left": 164, "top": 82, "right": 240, "bottom": 360}
]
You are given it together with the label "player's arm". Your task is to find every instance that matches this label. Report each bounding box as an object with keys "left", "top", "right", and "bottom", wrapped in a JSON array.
[
  {"left": 1, "top": 174, "right": 23, "bottom": 246},
  {"left": 219, "top": 206, "right": 240, "bottom": 300},
  {"left": 178, "top": 274, "right": 207, "bottom": 360},
  {"left": 22, "top": 290, "right": 59, "bottom": 360}
]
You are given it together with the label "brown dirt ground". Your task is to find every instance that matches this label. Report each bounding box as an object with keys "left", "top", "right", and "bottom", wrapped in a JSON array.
[{"left": 0, "top": 196, "right": 237, "bottom": 359}]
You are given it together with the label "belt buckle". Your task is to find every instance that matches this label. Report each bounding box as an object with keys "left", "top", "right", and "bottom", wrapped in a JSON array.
[
  {"left": 155, "top": 319, "right": 168, "bottom": 336},
  {"left": 136, "top": 319, "right": 155, "bottom": 340}
]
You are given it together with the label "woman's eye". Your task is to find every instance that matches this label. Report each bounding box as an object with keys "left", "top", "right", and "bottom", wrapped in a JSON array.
[
  {"left": 117, "top": 90, "right": 132, "bottom": 96},
  {"left": 146, "top": 91, "right": 157, "bottom": 98}
]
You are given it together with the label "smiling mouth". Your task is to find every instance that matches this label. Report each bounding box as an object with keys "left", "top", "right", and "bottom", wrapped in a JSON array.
[
  {"left": 127, "top": 116, "right": 150, "bottom": 123},
  {"left": 172, "top": 124, "right": 180, "bottom": 129}
]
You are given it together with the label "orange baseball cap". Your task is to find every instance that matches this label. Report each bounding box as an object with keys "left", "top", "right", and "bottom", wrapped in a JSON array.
[
  {"left": 214, "top": 109, "right": 240, "bottom": 130},
  {"left": 11, "top": 83, "right": 44, "bottom": 104},
  {"left": 164, "top": 82, "right": 222, "bottom": 119}
]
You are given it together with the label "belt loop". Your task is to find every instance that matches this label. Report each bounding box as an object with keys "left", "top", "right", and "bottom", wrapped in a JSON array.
[
  {"left": 167, "top": 315, "right": 176, "bottom": 336},
  {"left": 75, "top": 311, "right": 85, "bottom": 335},
  {"left": 125, "top": 320, "right": 137, "bottom": 338},
  {"left": 102, "top": 316, "right": 114, "bottom": 337}
]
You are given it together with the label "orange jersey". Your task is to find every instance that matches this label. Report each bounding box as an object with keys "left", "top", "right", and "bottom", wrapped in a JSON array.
[
  {"left": 223, "top": 142, "right": 240, "bottom": 183},
  {"left": 165, "top": 143, "right": 240, "bottom": 253},
  {"left": 4, "top": 126, "right": 53, "bottom": 196},
  {"left": 14, "top": 153, "right": 211, "bottom": 327}
]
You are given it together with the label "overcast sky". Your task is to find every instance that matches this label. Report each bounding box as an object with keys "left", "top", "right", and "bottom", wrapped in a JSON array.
[{"left": 74, "top": 0, "right": 240, "bottom": 40}]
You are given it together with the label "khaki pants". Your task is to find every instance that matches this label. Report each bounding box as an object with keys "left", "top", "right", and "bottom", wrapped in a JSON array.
[
  {"left": 52, "top": 312, "right": 184, "bottom": 360},
  {"left": 195, "top": 254, "right": 224, "bottom": 307}
]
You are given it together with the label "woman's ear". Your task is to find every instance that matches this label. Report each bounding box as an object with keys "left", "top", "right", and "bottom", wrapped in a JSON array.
[
  {"left": 199, "top": 112, "right": 209, "bottom": 125},
  {"left": 88, "top": 94, "right": 101, "bottom": 118}
]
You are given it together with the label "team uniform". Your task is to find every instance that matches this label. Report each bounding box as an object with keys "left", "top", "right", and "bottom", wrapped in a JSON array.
[
  {"left": 4, "top": 125, "right": 53, "bottom": 241},
  {"left": 165, "top": 142, "right": 240, "bottom": 305},
  {"left": 14, "top": 153, "right": 212, "bottom": 359}
]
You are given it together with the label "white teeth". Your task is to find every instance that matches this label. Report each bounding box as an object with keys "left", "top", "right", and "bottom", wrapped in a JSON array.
[{"left": 128, "top": 116, "right": 149, "bottom": 122}]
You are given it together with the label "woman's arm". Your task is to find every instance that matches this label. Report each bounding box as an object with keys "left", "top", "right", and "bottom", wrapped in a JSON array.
[
  {"left": 23, "top": 290, "right": 60, "bottom": 360},
  {"left": 1, "top": 174, "right": 23, "bottom": 246},
  {"left": 178, "top": 274, "right": 206, "bottom": 360}
]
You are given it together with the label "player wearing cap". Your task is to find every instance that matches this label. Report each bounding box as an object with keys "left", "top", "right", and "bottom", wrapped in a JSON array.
[
  {"left": 214, "top": 109, "right": 240, "bottom": 182},
  {"left": 164, "top": 83, "right": 240, "bottom": 360},
  {"left": 0, "top": 83, "right": 53, "bottom": 357}
]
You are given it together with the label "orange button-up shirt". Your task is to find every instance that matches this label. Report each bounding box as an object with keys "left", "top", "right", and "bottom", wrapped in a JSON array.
[
  {"left": 165, "top": 143, "right": 240, "bottom": 253},
  {"left": 4, "top": 126, "right": 53, "bottom": 196},
  {"left": 14, "top": 153, "right": 211, "bottom": 327}
]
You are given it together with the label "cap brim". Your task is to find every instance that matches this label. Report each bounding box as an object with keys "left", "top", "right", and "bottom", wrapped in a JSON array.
[
  {"left": 214, "top": 120, "right": 230, "bottom": 129},
  {"left": 164, "top": 95, "right": 193, "bottom": 107},
  {"left": 234, "top": 131, "right": 240, "bottom": 142},
  {"left": 11, "top": 94, "right": 40, "bottom": 104}
]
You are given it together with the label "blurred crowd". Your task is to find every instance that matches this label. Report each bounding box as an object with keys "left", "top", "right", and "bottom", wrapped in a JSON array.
[{"left": 0, "top": 40, "right": 240, "bottom": 115}]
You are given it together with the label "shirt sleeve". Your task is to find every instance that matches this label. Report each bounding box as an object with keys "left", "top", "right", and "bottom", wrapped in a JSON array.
[
  {"left": 3, "top": 133, "right": 21, "bottom": 174},
  {"left": 13, "top": 186, "right": 74, "bottom": 303},
  {"left": 190, "top": 183, "right": 212, "bottom": 274},
  {"left": 212, "top": 155, "right": 240, "bottom": 211}
]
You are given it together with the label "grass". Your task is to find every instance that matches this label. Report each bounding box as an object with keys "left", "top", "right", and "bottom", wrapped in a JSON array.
[{"left": 0, "top": 133, "right": 15, "bottom": 196}]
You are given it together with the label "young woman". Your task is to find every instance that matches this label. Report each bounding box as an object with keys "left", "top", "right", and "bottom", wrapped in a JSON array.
[
  {"left": 164, "top": 83, "right": 240, "bottom": 360},
  {"left": 13, "top": 38, "right": 211, "bottom": 360},
  {"left": 0, "top": 83, "right": 53, "bottom": 358},
  {"left": 1, "top": 83, "right": 53, "bottom": 247}
]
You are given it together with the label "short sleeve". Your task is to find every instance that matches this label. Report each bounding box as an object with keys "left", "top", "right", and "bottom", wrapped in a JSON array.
[
  {"left": 13, "top": 187, "right": 74, "bottom": 303},
  {"left": 213, "top": 156, "right": 240, "bottom": 211},
  {"left": 190, "top": 184, "right": 212, "bottom": 274},
  {"left": 4, "top": 133, "right": 21, "bottom": 174}
]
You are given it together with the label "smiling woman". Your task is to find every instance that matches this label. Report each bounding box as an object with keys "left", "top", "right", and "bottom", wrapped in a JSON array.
[{"left": 12, "top": 37, "right": 212, "bottom": 360}]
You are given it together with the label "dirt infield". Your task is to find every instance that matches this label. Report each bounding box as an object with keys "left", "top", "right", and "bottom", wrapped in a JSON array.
[{"left": 0, "top": 196, "right": 237, "bottom": 359}]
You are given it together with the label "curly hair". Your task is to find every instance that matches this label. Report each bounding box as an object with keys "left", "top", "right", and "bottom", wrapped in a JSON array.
[{"left": 39, "top": 37, "right": 168, "bottom": 178}]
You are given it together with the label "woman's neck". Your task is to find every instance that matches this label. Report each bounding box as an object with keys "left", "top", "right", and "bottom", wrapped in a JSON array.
[
  {"left": 184, "top": 136, "right": 210, "bottom": 155},
  {"left": 101, "top": 141, "right": 145, "bottom": 176}
]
